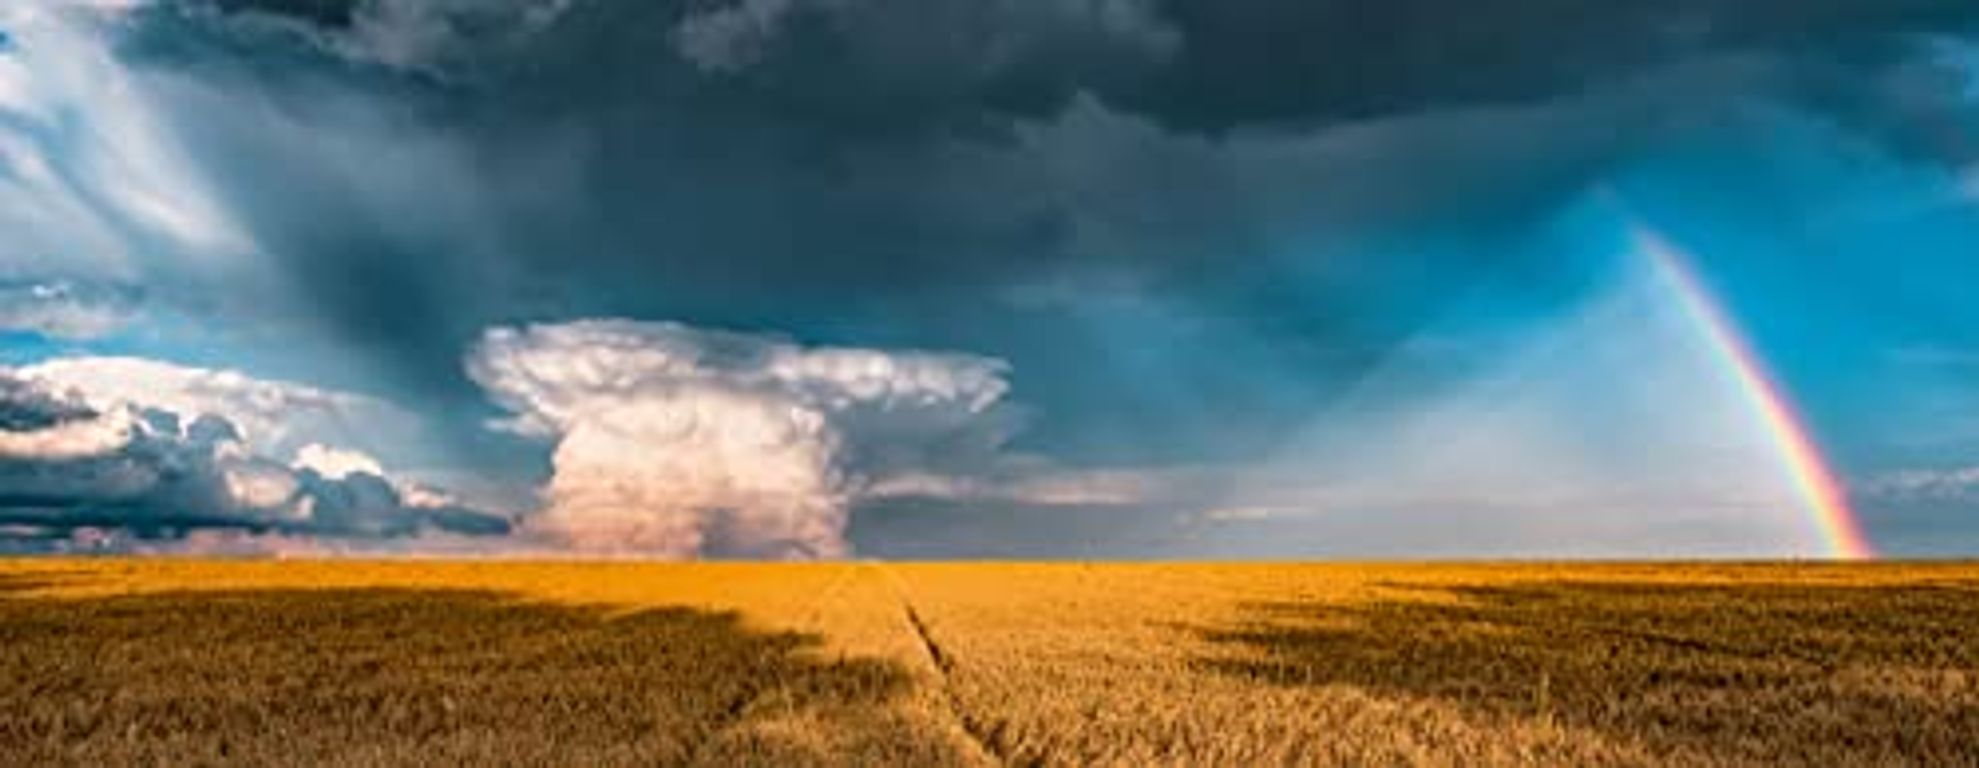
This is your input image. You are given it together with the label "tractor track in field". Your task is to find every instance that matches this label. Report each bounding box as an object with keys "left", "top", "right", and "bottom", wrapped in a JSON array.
[{"left": 871, "top": 563, "right": 1015, "bottom": 768}]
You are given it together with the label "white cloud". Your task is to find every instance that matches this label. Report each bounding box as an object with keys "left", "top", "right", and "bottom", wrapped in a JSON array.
[
  {"left": 1196, "top": 506, "right": 1286, "bottom": 524},
  {"left": 19, "top": 356, "right": 420, "bottom": 461},
  {"left": 293, "top": 443, "right": 388, "bottom": 480},
  {"left": 221, "top": 456, "right": 303, "bottom": 510},
  {"left": 291, "top": 442, "right": 471, "bottom": 513},
  {"left": 0, "top": 365, "right": 510, "bottom": 544},
  {"left": 865, "top": 464, "right": 1162, "bottom": 507},
  {"left": 468, "top": 319, "right": 1013, "bottom": 559},
  {"left": 1859, "top": 466, "right": 1979, "bottom": 502}
]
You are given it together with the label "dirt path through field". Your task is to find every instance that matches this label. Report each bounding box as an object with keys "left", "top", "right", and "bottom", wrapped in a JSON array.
[{"left": 870, "top": 562, "right": 1010, "bottom": 766}]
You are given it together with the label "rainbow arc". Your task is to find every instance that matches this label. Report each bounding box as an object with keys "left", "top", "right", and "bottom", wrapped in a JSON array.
[{"left": 1634, "top": 227, "right": 1874, "bottom": 560}]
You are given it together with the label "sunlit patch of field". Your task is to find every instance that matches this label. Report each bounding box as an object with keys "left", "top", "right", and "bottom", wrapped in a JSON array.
[{"left": 2, "top": 560, "right": 1975, "bottom": 765}]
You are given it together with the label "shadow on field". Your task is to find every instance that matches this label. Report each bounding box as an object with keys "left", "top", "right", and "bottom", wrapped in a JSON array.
[
  {"left": 0, "top": 571, "right": 89, "bottom": 595},
  {"left": 0, "top": 582, "right": 959, "bottom": 766},
  {"left": 1201, "top": 580, "right": 1979, "bottom": 763}
]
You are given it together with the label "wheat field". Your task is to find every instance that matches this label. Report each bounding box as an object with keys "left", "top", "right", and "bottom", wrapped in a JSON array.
[{"left": 1, "top": 560, "right": 1975, "bottom": 766}]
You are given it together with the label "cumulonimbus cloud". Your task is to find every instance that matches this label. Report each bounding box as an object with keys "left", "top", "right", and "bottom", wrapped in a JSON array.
[{"left": 467, "top": 319, "right": 1013, "bottom": 559}]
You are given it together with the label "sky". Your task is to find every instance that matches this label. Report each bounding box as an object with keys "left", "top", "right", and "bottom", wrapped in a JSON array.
[{"left": 1, "top": 0, "right": 1977, "bottom": 559}]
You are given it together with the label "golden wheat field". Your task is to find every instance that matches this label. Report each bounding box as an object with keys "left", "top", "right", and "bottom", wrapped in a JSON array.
[{"left": 1, "top": 560, "right": 1975, "bottom": 766}]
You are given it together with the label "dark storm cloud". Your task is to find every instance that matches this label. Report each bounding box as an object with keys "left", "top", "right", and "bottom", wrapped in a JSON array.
[
  {"left": 201, "top": 1, "right": 1978, "bottom": 124},
  {"left": 0, "top": 375, "right": 97, "bottom": 432},
  {"left": 1114, "top": 0, "right": 1976, "bottom": 132},
  {"left": 212, "top": 0, "right": 356, "bottom": 29},
  {"left": 92, "top": 0, "right": 1979, "bottom": 462},
  {"left": 130, "top": 0, "right": 1977, "bottom": 301}
]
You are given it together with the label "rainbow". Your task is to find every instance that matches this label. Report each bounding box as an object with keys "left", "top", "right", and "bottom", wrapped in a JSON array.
[{"left": 1634, "top": 227, "right": 1874, "bottom": 560}]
